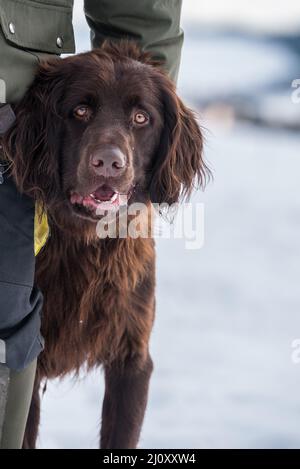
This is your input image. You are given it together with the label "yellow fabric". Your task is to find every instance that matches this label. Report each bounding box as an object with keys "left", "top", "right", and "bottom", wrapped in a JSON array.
[{"left": 34, "top": 204, "right": 49, "bottom": 256}]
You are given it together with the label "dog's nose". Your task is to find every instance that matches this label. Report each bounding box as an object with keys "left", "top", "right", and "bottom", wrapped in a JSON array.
[{"left": 90, "top": 146, "right": 126, "bottom": 177}]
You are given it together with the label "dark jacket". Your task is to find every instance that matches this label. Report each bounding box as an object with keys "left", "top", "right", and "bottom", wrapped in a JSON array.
[{"left": 0, "top": 0, "right": 183, "bottom": 103}]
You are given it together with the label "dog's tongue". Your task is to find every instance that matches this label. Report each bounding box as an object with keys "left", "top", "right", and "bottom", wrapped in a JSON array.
[
  {"left": 92, "top": 186, "right": 115, "bottom": 202},
  {"left": 70, "top": 185, "right": 130, "bottom": 214}
]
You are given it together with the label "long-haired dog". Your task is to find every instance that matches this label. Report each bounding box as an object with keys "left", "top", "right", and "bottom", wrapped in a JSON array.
[{"left": 3, "top": 41, "right": 208, "bottom": 449}]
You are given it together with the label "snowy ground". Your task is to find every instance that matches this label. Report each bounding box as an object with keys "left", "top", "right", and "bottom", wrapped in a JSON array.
[{"left": 38, "top": 4, "right": 300, "bottom": 449}]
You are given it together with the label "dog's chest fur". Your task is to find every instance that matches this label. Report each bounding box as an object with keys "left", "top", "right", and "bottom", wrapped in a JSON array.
[{"left": 35, "top": 223, "right": 155, "bottom": 379}]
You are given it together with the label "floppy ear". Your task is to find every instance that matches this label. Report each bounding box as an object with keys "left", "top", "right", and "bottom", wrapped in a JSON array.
[
  {"left": 149, "top": 74, "right": 210, "bottom": 205},
  {"left": 3, "top": 59, "right": 65, "bottom": 206}
]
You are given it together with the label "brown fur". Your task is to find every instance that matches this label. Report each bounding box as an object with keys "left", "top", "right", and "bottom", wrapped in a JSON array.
[{"left": 3, "top": 41, "right": 209, "bottom": 449}]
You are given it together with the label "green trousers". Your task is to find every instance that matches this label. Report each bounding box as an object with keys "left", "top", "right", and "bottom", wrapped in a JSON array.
[{"left": 0, "top": 360, "right": 36, "bottom": 449}]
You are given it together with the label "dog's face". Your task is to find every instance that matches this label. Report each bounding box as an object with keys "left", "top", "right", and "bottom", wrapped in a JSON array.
[
  {"left": 61, "top": 53, "right": 164, "bottom": 221},
  {"left": 4, "top": 42, "right": 208, "bottom": 225}
]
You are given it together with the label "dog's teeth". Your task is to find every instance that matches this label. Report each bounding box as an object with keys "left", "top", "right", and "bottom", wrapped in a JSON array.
[
  {"left": 90, "top": 192, "right": 118, "bottom": 203},
  {"left": 90, "top": 194, "right": 101, "bottom": 203}
]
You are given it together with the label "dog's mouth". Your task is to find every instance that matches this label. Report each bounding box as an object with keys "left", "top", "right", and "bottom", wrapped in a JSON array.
[{"left": 69, "top": 185, "right": 133, "bottom": 220}]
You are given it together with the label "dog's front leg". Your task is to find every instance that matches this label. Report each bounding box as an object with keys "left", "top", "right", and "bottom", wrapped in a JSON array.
[{"left": 100, "top": 353, "right": 153, "bottom": 449}]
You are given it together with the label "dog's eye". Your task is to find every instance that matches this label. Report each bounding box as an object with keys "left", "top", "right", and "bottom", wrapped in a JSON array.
[
  {"left": 133, "top": 112, "right": 149, "bottom": 126},
  {"left": 73, "top": 105, "right": 92, "bottom": 121}
]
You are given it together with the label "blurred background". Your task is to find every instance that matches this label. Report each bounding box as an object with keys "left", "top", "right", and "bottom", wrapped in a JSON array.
[{"left": 39, "top": 0, "right": 300, "bottom": 448}]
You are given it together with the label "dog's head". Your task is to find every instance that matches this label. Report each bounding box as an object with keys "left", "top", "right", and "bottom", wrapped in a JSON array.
[{"left": 4, "top": 42, "right": 209, "bottom": 224}]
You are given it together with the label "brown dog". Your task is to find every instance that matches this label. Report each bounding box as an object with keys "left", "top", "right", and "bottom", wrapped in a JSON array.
[{"left": 4, "top": 41, "right": 208, "bottom": 449}]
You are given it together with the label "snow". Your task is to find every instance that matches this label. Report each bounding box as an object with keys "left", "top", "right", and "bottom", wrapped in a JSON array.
[{"left": 38, "top": 3, "right": 300, "bottom": 449}]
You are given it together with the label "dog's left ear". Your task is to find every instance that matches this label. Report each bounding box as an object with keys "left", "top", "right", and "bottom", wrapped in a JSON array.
[{"left": 149, "top": 73, "right": 209, "bottom": 205}]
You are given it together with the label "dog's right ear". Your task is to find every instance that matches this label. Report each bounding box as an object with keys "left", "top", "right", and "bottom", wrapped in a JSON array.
[
  {"left": 2, "top": 59, "right": 65, "bottom": 205},
  {"left": 148, "top": 72, "right": 210, "bottom": 206}
]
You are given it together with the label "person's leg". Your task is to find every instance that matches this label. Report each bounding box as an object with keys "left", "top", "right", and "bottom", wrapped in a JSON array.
[
  {"left": 0, "top": 365, "right": 9, "bottom": 441},
  {"left": 0, "top": 359, "right": 37, "bottom": 449},
  {"left": 0, "top": 167, "right": 44, "bottom": 449}
]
